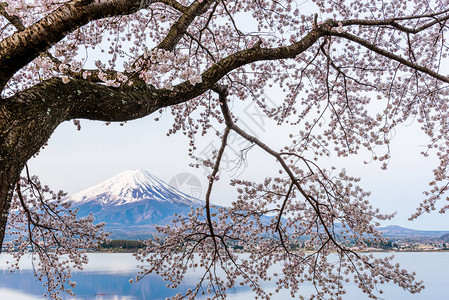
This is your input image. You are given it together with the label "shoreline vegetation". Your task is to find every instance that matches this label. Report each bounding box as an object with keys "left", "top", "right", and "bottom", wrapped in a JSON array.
[
  {"left": 99, "top": 240, "right": 146, "bottom": 252},
  {"left": 96, "top": 240, "right": 449, "bottom": 253}
]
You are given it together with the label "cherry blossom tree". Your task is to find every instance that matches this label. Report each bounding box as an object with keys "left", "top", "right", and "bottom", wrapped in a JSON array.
[{"left": 1, "top": 0, "right": 449, "bottom": 298}]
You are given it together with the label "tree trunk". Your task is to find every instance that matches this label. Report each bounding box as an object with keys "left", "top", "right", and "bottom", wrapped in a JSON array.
[
  {"left": 0, "top": 162, "right": 20, "bottom": 251},
  {"left": 0, "top": 88, "right": 69, "bottom": 250}
]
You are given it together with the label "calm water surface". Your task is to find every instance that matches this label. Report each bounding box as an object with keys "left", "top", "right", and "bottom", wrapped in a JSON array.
[{"left": 0, "top": 252, "right": 448, "bottom": 299}]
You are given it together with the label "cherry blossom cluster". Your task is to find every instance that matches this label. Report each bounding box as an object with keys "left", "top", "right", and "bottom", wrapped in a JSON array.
[
  {"left": 134, "top": 91, "right": 425, "bottom": 299},
  {"left": 134, "top": 48, "right": 202, "bottom": 89},
  {"left": 5, "top": 171, "right": 109, "bottom": 299},
  {"left": 135, "top": 175, "right": 422, "bottom": 299}
]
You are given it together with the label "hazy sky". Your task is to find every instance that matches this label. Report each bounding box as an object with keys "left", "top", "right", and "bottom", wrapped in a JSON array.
[
  {"left": 23, "top": 1, "right": 449, "bottom": 232},
  {"left": 27, "top": 93, "right": 449, "bottom": 231}
]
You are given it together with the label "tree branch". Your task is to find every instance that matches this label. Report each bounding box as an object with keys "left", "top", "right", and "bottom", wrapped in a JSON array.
[
  {"left": 217, "top": 92, "right": 362, "bottom": 257},
  {"left": 275, "top": 182, "right": 294, "bottom": 232},
  {"left": 0, "top": 0, "right": 156, "bottom": 89},
  {"left": 156, "top": 0, "right": 216, "bottom": 51},
  {"left": 0, "top": 2, "right": 25, "bottom": 31},
  {"left": 5, "top": 26, "right": 324, "bottom": 117},
  {"left": 156, "top": 0, "right": 187, "bottom": 13},
  {"left": 338, "top": 9, "right": 449, "bottom": 34},
  {"left": 329, "top": 30, "right": 449, "bottom": 83},
  {"left": 204, "top": 125, "right": 230, "bottom": 247},
  {"left": 16, "top": 182, "right": 55, "bottom": 231}
]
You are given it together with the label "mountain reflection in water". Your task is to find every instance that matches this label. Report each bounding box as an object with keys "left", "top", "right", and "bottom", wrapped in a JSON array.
[{"left": 1, "top": 252, "right": 449, "bottom": 299}]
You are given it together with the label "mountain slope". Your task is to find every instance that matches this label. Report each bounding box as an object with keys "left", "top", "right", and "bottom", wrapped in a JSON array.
[
  {"left": 67, "top": 169, "right": 203, "bottom": 237},
  {"left": 69, "top": 169, "right": 202, "bottom": 206},
  {"left": 377, "top": 225, "right": 449, "bottom": 239}
]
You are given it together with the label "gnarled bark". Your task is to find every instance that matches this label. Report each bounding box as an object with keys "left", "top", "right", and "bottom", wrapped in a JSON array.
[
  {"left": 0, "top": 162, "right": 18, "bottom": 250},
  {"left": 0, "top": 82, "right": 71, "bottom": 248}
]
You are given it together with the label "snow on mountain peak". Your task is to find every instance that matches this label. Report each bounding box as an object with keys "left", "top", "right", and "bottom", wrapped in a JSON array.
[{"left": 68, "top": 169, "right": 203, "bottom": 206}]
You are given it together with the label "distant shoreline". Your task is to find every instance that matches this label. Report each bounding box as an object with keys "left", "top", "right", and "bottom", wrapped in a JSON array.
[{"left": 92, "top": 249, "right": 449, "bottom": 254}]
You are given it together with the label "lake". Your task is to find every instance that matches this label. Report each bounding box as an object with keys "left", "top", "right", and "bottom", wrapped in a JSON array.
[{"left": 0, "top": 252, "right": 448, "bottom": 299}]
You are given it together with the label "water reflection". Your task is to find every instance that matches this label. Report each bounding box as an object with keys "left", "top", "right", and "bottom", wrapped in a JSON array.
[
  {"left": 0, "top": 268, "right": 197, "bottom": 299},
  {"left": 0, "top": 253, "right": 192, "bottom": 300},
  {"left": 0, "top": 252, "right": 448, "bottom": 299}
]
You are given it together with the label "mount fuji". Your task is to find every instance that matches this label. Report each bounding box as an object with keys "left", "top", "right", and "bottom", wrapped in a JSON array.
[{"left": 67, "top": 169, "right": 204, "bottom": 239}]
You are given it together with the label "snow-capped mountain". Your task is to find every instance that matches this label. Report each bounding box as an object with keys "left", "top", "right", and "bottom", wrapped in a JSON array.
[
  {"left": 69, "top": 169, "right": 202, "bottom": 206},
  {"left": 66, "top": 169, "right": 204, "bottom": 239}
]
